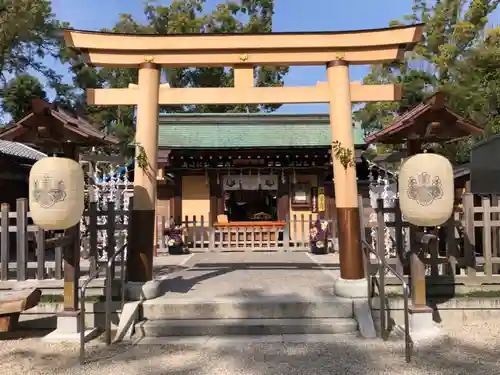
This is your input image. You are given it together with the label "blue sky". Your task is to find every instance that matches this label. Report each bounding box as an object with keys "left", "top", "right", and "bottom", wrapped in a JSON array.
[{"left": 44, "top": 0, "right": 418, "bottom": 115}]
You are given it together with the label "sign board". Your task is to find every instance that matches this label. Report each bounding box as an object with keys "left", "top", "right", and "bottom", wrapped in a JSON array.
[{"left": 318, "top": 187, "right": 325, "bottom": 212}]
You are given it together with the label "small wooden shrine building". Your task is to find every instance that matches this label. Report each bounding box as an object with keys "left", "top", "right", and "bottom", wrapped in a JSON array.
[{"left": 366, "top": 92, "right": 482, "bottom": 193}]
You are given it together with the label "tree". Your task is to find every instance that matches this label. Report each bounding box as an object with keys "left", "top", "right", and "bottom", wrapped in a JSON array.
[
  {"left": 59, "top": 0, "right": 288, "bottom": 147},
  {"left": 1, "top": 74, "right": 47, "bottom": 120},
  {"left": 0, "top": 0, "right": 67, "bottom": 121},
  {"left": 354, "top": 0, "right": 500, "bottom": 146}
]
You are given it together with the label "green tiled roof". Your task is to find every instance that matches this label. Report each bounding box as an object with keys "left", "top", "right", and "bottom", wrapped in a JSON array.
[{"left": 158, "top": 113, "right": 365, "bottom": 149}]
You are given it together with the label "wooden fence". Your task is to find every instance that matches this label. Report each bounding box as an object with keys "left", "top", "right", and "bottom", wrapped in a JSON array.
[
  {"left": 155, "top": 214, "right": 338, "bottom": 253},
  {"left": 0, "top": 198, "right": 125, "bottom": 282},
  {"left": 5, "top": 192, "right": 500, "bottom": 286},
  {"left": 365, "top": 193, "right": 500, "bottom": 286}
]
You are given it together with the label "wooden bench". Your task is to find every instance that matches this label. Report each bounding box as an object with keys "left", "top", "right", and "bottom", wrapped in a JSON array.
[{"left": 0, "top": 288, "right": 41, "bottom": 332}]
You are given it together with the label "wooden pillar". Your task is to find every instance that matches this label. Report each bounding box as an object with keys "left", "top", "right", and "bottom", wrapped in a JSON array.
[
  {"left": 62, "top": 143, "right": 80, "bottom": 312},
  {"left": 127, "top": 62, "right": 161, "bottom": 283},
  {"left": 406, "top": 138, "right": 430, "bottom": 310},
  {"left": 171, "top": 173, "right": 182, "bottom": 224},
  {"left": 209, "top": 173, "right": 222, "bottom": 226},
  {"left": 277, "top": 174, "right": 290, "bottom": 222},
  {"left": 324, "top": 182, "right": 337, "bottom": 239},
  {"left": 327, "top": 59, "right": 364, "bottom": 280},
  {"left": 324, "top": 183, "right": 335, "bottom": 218}
]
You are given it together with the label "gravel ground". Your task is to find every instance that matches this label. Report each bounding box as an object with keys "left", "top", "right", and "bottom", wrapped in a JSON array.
[{"left": 1, "top": 321, "right": 499, "bottom": 375}]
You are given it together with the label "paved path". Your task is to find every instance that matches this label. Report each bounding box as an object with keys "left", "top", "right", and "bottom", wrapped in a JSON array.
[
  {"left": 1, "top": 321, "right": 498, "bottom": 375},
  {"left": 153, "top": 252, "right": 340, "bottom": 300}
]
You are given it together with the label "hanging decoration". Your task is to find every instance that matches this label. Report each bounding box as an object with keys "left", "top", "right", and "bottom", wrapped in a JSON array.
[
  {"left": 261, "top": 174, "right": 278, "bottom": 190},
  {"left": 311, "top": 187, "right": 318, "bottom": 213},
  {"left": 368, "top": 167, "right": 399, "bottom": 258},
  {"left": 79, "top": 156, "right": 132, "bottom": 261}
]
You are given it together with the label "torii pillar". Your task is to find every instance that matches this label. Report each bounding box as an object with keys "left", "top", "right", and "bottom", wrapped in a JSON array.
[
  {"left": 327, "top": 58, "right": 364, "bottom": 282},
  {"left": 128, "top": 62, "right": 161, "bottom": 283}
]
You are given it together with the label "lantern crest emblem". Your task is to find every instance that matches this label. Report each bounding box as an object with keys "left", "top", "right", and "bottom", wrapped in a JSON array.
[
  {"left": 407, "top": 172, "right": 443, "bottom": 206},
  {"left": 32, "top": 175, "right": 67, "bottom": 208}
]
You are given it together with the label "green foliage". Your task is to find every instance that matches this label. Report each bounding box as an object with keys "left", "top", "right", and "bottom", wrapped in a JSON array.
[
  {"left": 331, "top": 141, "right": 356, "bottom": 170},
  {"left": 2, "top": 74, "right": 47, "bottom": 120},
  {"left": 58, "top": 0, "right": 288, "bottom": 148},
  {"left": 354, "top": 0, "right": 500, "bottom": 163},
  {"left": 0, "top": 0, "right": 68, "bottom": 121},
  {"left": 135, "top": 143, "right": 149, "bottom": 171}
]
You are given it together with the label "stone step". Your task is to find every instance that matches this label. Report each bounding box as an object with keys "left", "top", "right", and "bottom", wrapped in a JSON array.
[
  {"left": 136, "top": 317, "right": 358, "bottom": 337},
  {"left": 141, "top": 297, "right": 354, "bottom": 320}
]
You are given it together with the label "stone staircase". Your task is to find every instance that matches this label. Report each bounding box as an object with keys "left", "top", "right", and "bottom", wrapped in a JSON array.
[{"left": 135, "top": 296, "right": 359, "bottom": 338}]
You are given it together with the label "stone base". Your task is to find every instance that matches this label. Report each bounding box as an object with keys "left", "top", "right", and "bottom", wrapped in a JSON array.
[
  {"left": 42, "top": 312, "right": 99, "bottom": 343},
  {"left": 408, "top": 307, "right": 443, "bottom": 342},
  {"left": 126, "top": 280, "right": 161, "bottom": 301},
  {"left": 334, "top": 278, "right": 369, "bottom": 299},
  {"left": 387, "top": 305, "right": 445, "bottom": 344}
]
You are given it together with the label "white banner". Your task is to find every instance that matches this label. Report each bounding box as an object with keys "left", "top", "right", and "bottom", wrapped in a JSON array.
[{"left": 240, "top": 175, "right": 260, "bottom": 190}]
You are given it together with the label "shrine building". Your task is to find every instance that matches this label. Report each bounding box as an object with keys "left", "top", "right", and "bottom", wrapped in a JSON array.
[{"left": 153, "top": 112, "right": 373, "bottom": 244}]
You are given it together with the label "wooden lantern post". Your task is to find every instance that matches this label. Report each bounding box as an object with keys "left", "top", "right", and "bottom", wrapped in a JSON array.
[
  {"left": 0, "top": 99, "right": 120, "bottom": 322},
  {"left": 64, "top": 24, "right": 424, "bottom": 285},
  {"left": 365, "top": 93, "right": 483, "bottom": 310}
]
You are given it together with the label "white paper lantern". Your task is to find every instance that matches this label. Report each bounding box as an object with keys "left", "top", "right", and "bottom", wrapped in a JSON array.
[
  {"left": 29, "top": 156, "right": 85, "bottom": 230},
  {"left": 398, "top": 153, "right": 454, "bottom": 227}
]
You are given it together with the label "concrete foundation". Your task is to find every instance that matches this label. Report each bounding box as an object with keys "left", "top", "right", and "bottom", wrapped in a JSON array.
[
  {"left": 371, "top": 298, "right": 445, "bottom": 343},
  {"left": 407, "top": 309, "right": 443, "bottom": 343},
  {"left": 334, "top": 278, "right": 369, "bottom": 299},
  {"left": 43, "top": 312, "right": 98, "bottom": 343}
]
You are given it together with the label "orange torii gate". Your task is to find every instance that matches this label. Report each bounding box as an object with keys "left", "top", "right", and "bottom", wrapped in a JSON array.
[{"left": 64, "top": 24, "right": 423, "bottom": 292}]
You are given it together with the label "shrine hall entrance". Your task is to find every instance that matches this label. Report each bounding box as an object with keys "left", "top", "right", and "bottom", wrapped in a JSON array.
[
  {"left": 225, "top": 190, "right": 277, "bottom": 222},
  {"left": 212, "top": 173, "right": 285, "bottom": 251},
  {"left": 223, "top": 173, "right": 278, "bottom": 222}
]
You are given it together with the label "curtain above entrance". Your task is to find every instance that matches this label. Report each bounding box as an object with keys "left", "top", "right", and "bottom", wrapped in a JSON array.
[{"left": 222, "top": 175, "right": 278, "bottom": 191}]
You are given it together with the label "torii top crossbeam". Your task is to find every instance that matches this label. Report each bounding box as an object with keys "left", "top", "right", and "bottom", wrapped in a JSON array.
[
  {"left": 64, "top": 24, "right": 423, "bottom": 107},
  {"left": 64, "top": 24, "right": 423, "bottom": 67}
]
